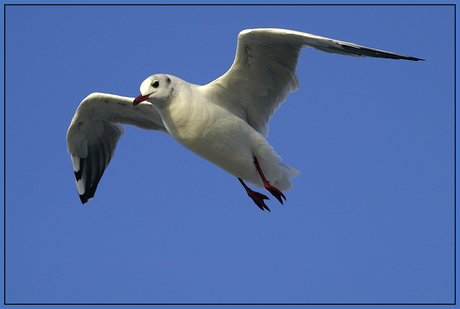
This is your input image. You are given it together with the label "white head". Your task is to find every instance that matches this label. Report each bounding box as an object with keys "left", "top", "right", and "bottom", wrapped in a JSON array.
[{"left": 133, "top": 74, "right": 175, "bottom": 107}]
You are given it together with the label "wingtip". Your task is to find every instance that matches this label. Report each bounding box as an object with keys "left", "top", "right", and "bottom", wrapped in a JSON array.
[
  {"left": 79, "top": 194, "right": 88, "bottom": 204},
  {"left": 404, "top": 56, "right": 425, "bottom": 62},
  {"left": 79, "top": 193, "right": 94, "bottom": 205}
]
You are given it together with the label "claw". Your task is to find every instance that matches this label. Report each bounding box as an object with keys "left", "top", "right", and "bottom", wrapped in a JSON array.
[
  {"left": 237, "top": 156, "right": 287, "bottom": 211},
  {"left": 248, "top": 190, "right": 271, "bottom": 211},
  {"left": 253, "top": 156, "right": 286, "bottom": 205},
  {"left": 238, "top": 178, "right": 271, "bottom": 211},
  {"left": 265, "top": 184, "right": 286, "bottom": 205}
]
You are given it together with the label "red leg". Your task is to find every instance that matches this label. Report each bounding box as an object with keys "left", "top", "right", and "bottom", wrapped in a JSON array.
[
  {"left": 238, "top": 178, "right": 270, "bottom": 212},
  {"left": 253, "top": 156, "right": 286, "bottom": 205}
]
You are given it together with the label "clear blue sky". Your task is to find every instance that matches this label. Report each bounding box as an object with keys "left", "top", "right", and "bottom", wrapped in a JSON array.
[{"left": 4, "top": 4, "right": 455, "bottom": 306}]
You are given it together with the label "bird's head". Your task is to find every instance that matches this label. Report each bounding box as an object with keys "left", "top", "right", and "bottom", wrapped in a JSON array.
[{"left": 133, "top": 74, "right": 174, "bottom": 107}]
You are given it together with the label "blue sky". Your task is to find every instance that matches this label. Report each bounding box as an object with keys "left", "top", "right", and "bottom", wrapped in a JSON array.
[{"left": 4, "top": 4, "right": 455, "bottom": 306}]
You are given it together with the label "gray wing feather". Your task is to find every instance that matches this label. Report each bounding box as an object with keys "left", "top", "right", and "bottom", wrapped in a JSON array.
[
  {"left": 66, "top": 92, "right": 167, "bottom": 204},
  {"left": 206, "top": 28, "right": 422, "bottom": 137}
]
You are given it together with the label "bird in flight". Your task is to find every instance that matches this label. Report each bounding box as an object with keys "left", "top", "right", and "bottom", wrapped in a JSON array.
[{"left": 67, "top": 28, "right": 422, "bottom": 211}]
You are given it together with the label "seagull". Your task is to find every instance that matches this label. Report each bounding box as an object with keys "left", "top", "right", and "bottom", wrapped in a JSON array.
[{"left": 67, "top": 28, "right": 422, "bottom": 211}]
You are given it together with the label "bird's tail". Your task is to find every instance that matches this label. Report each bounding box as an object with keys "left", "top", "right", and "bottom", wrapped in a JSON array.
[{"left": 272, "top": 163, "right": 300, "bottom": 192}]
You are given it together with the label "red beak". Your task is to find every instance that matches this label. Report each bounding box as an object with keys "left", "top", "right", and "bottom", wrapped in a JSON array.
[{"left": 133, "top": 93, "right": 151, "bottom": 106}]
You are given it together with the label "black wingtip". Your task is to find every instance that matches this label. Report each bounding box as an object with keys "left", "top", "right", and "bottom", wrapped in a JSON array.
[
  {"left": 74, "top": 158, "right": 84, "bottom": 181},
  {"left": 340, "top": 44, "right": 424, "bottom": 61},
  {"left": 75, "top": 151, "right": 102, "bottom": 205},
  {"left": 403, "top": 56, "right": 425, "bottom": 62},
  {"left": 79, "top": 194, "right": 88, "bottom": 204},
  {"left": 79, "top": 189, "right": 96, "bottom": 205}
]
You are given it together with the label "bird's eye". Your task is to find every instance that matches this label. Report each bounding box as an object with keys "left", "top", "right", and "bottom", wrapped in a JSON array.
[{"left": 152, "top": 81, "right": 160, "bottom": 88}]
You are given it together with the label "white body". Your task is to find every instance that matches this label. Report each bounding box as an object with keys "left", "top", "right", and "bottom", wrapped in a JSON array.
[
  {"left": 66, "top": 28, "right": 421, "bottom": 204},
  {"left": 154, "top": 79, "right": 298, "bottom": 190}
]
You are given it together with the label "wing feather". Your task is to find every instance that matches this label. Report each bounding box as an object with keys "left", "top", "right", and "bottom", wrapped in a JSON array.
[
  {"left": 206, "top": 28, "right": 422, "bottom": 137},
  {"left": 66, "top": 93, "right": 168, "bottom": 204}
]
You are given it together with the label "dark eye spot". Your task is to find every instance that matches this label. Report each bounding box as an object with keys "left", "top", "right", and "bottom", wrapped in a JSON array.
[{"left": 152, "top": 81, "right": 159, "bottom": 88}]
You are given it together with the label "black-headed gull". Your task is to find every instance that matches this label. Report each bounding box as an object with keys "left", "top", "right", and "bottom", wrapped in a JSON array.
[{"left": 67, "top": 28, "right": 422, "bottom": 211}]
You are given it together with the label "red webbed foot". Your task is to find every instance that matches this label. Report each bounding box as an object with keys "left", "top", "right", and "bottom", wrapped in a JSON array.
[
  {"left": 264, "top": 183, "right": 286, "bottom": 205},
  {"left": 253, "top": 156, "right": 286, "bottom": 205},
  {"left": 238, "top": 178, "right": 271, "bottom": 211}
]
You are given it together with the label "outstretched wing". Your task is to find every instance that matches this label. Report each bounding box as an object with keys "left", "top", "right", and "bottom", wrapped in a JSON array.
[
  {"left": 205, "top": 28, "right": 423, "bottom": 137},
  {"left": 66, "top": 93, "right": 168, "bottom": 204}
]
